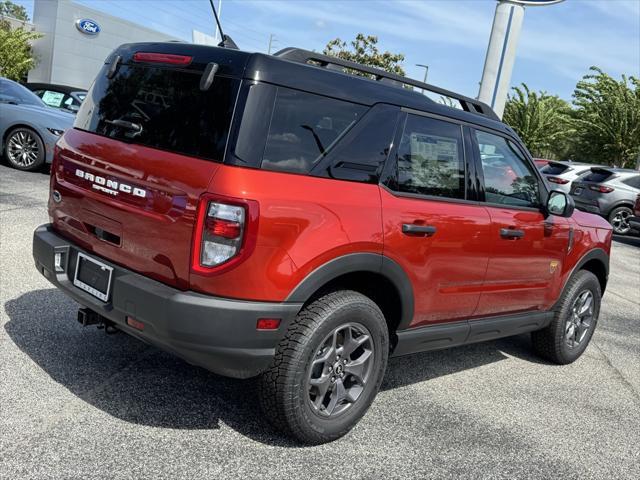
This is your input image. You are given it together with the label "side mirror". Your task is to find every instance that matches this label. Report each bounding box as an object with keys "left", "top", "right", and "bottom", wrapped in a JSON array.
[{"left": 547, "top": 190, "right": 575, "bottom": 218}]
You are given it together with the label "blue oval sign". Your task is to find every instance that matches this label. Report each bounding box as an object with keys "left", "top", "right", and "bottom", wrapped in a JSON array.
[{"left": 75, "top": 19, "right": 100, "bottom": 35}]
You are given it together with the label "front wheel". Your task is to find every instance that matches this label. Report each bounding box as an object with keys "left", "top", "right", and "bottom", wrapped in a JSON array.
[
  {"left": 608, "top": 206, "right": 633, "bottom": 235},
  {"left": 531, "top": 270, "right": 601, "bottom": 364},
  {"left": 259, "top": 290, "right": 389, "bottom": 444},
  {"left": 4, "top": 127, "right": 46, "bottom": 171}
]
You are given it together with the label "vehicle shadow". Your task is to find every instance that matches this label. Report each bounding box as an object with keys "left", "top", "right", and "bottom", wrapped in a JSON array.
[
  {"left": 613, "top": 234, "right": 640, "bottom": 248},
  {"left": 4, "top": 288, "right": 546, "bottom": 447}
]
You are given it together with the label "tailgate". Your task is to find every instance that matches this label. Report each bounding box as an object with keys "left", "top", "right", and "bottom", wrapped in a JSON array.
[{"left": 49, "top": 43, "right": 246, "bottom": 289}]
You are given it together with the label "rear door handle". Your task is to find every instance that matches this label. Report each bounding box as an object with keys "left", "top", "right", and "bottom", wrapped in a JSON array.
[
  {"left": 402, "top": 224, "right": 437, "bottom": 236},
  {"left": 500, "top": 228, "right": 525, "bottom": 239}
]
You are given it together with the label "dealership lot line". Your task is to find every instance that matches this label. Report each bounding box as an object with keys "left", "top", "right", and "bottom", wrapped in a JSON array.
[{"left": 1, "top": 164, "right": 639, "bottom": 480}]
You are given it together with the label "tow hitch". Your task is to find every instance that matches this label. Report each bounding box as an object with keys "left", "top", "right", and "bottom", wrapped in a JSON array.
[{"left": 77, "top": 308, "right": 119, "bottom": 334}]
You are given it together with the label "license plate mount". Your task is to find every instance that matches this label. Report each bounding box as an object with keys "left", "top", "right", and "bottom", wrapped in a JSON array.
[{"left": 73, "top": 252, "right": 113, "bottom": 302}]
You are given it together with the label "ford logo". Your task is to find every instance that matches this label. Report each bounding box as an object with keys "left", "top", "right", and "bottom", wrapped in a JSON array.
[{"left": 75, "top": 19, "right": 100, "bottom": 35}]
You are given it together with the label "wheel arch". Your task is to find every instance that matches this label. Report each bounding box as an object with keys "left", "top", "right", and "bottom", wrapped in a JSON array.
[
  {"left": 563, "top": 248, "right": 609, "bottom": 300},
  {"left": 605, "top": 200, "right": 635, "bottom": 217},
  {"left": 285, "top": 253, "right": 414, "bottom": 345}
]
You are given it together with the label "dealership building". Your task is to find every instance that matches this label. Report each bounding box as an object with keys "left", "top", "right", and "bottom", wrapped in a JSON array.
[{"left": 21, "top": 0, "right": 212, "bottom": 90}]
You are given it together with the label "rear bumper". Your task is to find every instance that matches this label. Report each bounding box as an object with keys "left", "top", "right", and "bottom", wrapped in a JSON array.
[
  {"left": 32, "top": 224, "right": 302, "bottom": 378},
  {"left": 572, "top": 197, "right": 602, "bottom": 215}
]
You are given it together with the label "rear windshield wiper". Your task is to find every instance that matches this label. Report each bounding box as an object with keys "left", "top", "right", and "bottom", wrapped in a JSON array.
[{"left": 105, "top": 119, "right": 143, "bottom": 138}]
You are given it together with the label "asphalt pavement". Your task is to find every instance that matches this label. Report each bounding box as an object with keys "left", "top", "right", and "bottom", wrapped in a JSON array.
[{"left": 1, "top": 164, "right": 639, "bottom": 479}]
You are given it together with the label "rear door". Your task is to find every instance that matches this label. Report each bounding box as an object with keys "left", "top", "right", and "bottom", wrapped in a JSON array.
[
  {"left": 50, "top": 44, "right": 247, "bottom": 289},
  {"left": 380, "top": 112, "right": 492, "bottom": 328},
  {"left": 471, "top": 129, "right": 570, "bottom": 316}
]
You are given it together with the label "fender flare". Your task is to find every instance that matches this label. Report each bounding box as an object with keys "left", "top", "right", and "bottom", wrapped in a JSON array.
[
  {"left": 556, "top": 248, "right": 610, "bottom": 307},
  {"left": 285, "top": 253, "right": 414, "bottom": 329}
]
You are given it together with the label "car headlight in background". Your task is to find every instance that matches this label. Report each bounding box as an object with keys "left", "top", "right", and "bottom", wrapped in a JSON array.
[{"left": 47, "top": 128, "right": 65, "bottom": 136}]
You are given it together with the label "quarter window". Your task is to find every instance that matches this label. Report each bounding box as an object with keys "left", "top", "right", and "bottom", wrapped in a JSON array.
[
  {"left": 393, "top": 114, "right": 465, "bottom": 199},
  {"left": 261, "top": 88, "right": 366, "bottom": 174},
  {"left": 475, "top": 130, "right": 540, "bottom": 208}
]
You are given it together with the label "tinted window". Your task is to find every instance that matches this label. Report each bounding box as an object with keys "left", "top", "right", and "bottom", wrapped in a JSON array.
[
  {"left": 315, "top": 104, "right": 399, "bottom": 183},
  {"left": 393, "top": 114, "right": 465, "bottom": 199},
  {"left": 261, "top": 88, "right": 366, "bottom": 174},
  {"left": 583, "top": 170, "right": 613, "bottom": 183},
  {"left": 75, "top": 64, "right": 239, "bottom": 162},
  {"left": 0, "top": 79, "right": 44, "bottom": 107},
  {"left": 541, "top": 163, "right": 570, "bottom": 175},
  {"left": 622, "top": 175, "right": 640, "bottom": 189},
  {"left": 476, "top": 130, "right": 540, "bottom": 208}
]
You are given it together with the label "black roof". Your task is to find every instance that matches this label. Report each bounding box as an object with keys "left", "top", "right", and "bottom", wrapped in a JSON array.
[
  {"left": 25, "top": 82, "right": 86, "bottom": 93},
  {"left": 108, "top": 42, "right": 513, "bottom": 136}
]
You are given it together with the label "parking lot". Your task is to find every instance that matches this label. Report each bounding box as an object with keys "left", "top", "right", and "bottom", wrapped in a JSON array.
[{"left": 1, "top": 164, "right": 639, "bottom": 479}]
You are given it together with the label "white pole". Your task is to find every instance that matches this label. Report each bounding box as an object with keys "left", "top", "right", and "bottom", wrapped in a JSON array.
[
  {"left": 478, "top": 1, "right": 525, "bottom": 118},
  {"left": 214, "top": 0, "right": 223, "bottom": 43}
]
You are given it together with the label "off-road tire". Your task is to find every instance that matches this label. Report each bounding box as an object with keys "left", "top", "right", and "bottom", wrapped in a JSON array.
[
  {"left": 531, "top": 270, "right": 601, "bottom": 364},
  {"left": 258, "top": 290, "right": 389, "bottom": 444}
]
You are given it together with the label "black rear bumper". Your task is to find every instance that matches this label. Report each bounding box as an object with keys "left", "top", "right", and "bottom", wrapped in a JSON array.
[{"left": 33, "top": 224, "right": 302, "bottom": 378}]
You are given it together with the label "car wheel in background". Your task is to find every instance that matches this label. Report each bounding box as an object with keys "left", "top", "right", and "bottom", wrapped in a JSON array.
[
  {"left": 3, "top": 127, "right": 46, "bottom": 172},
  {"left": 608, "top": 206, "right": 633, "bottom": 235}
]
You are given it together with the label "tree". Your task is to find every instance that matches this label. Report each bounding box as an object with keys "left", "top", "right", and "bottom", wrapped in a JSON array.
[
  {"left": 0, "top": 20, "right": 42, "bottom": 81},
  {"left": 503, "top": 83, "right": 573, "bottom": 159},
  {"left": 323, "top": 34, "right": 405, "bottom": 77},
  {"left": 0, "top": 0, "right": 29, "bottom": 21},
  {"left": 570, "top": 67, "right": 640, "bottom": 169}
]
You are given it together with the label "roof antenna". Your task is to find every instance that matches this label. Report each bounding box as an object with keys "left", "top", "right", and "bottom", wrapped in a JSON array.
[{"left": 208, "top": 0, "right": 238, "bottom": 49}]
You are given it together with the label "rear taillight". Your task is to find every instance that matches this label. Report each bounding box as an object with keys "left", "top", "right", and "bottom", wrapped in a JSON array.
[
  {"left": 547, "top": 176, "right": 569, "bottom": 184},
  {"left": 191, "top": 194, "right": 258, "bottom": 275},
  {"left": 589, "top": 185, "right": 614, "bottom": 193}
]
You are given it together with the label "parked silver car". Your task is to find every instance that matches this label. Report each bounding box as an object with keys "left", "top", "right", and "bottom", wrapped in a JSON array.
[
  {"left": 539, "top": 161, "right": 595, "bottom": 193},
  {"left": 0, "top": 77, "right": 74, "bottom": 171}
]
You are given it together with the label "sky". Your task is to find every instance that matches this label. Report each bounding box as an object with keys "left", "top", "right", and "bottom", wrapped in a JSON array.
[{"left": 13, "top": 0, "right": 640, "bottom": 101}]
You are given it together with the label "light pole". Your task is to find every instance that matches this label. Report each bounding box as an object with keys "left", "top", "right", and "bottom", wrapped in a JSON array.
[
  {"left": 416, "top": 64, "right": 429, "bottom": 84},
  {"left": 478, "top": 0, "right": 565, "bottom": 118}
]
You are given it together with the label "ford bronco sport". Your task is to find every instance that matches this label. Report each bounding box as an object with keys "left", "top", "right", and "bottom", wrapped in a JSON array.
[{"left": 33, "top": 43, "right": 612, "bottom": 444}]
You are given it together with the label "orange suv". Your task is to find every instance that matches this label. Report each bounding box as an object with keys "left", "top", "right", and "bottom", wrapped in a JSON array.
[{"left": 33, "top": 43, "right": 612, "bottom": 443}]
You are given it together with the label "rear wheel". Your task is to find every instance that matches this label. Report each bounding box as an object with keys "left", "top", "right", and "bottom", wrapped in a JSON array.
[
  {"left": 4, "top": 127, "right": 45, "bottom": 171},
  {"left": 608, "top": 206, "right": 633, "bottom": 235},
  {"left": 259, "top": 290, "right": 389, "bottom": 444},
  {"left": 531, "top": 270, "right": 601, "bottom": 364}
]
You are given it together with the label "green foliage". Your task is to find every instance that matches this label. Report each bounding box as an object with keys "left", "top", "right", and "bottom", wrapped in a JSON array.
[
  {"left": 503, "top": 83, "right": 573, "bottom": 159},
  {"left": 323, "top": 34, "right": 405, "bottom": 77},
  {"left": 571, "top": 67, "right": 640, "bottom": 168},
  {"left": 0, "top": 20, "right": 41, "bottom": 81},
  {"left": 0, "top": 0, "right": 29, "bottom": 21}
]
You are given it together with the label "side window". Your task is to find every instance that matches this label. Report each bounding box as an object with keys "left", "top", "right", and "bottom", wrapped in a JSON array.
[
  {"left": 262, "top": 88, "right": 366, "bottom": 174},
  {"left": 475, "top": 130, "right": 540, "bottom": 208},
  {"left": 314, "top": 104, "right": 399, "bottom": 183},
  {"left": 622, "top": 175, "right": 640, "bottom": 189},
  {"left": 393, "top": 114, "right": 465, "bottom": 199}
]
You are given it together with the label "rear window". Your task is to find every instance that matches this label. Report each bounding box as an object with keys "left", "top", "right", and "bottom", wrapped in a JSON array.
[
  {"left": 583, "top": 170, "right": 614, "bottom": 183},
  {"left": 74, "top": 64, "right": 239, "bottom": 162},
  {"left": 261, "top": 88, "right": 366, "bottom": 174},
  {"left": 541, "top": 163, "right": 570, "bottom": 175}
]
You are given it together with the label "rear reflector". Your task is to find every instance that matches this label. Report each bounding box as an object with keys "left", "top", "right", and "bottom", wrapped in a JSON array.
[
  {"left": 257, "top": 318, "right": 281, "bottom": 330},
  {"left": 126, "top": 316, "right": 144, "bottom": 331},
  {"left": 133, "top": 52, "right": 193, "bottom": 65},
  {"left": 547, "top": 176, "right": 569, "bottom": 184},
  {"left": 589, "top": 185, "right": 614, "bottom": 193}
]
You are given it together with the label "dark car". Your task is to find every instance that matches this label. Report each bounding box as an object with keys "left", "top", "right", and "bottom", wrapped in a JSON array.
[
  {"left": 570, "top": 167, "right": 640, "bottom": 234},
  {"left": 25, "top": 83, "right": 87, "bottom": 114},
  {"left": 33, "top": 42, "right": 612, "bottom": 444}
]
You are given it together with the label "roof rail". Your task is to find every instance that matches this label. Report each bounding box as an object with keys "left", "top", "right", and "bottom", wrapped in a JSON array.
[{"left": 273, "top": 47, "right": 499, "bottom": 121}]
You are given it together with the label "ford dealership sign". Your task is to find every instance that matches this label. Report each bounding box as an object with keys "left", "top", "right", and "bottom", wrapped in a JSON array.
[{"left": 75, "top": 19, "right": 100, "bottom": 35}]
